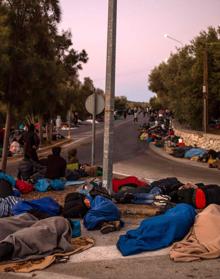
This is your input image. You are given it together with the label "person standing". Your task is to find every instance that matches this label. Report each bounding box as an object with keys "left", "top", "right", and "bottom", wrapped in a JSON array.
[
  {"left": 73, "top": 112, "right": 79, "bottom": 127},
  {"left": 24, "top": 124, "right": 40, "bottom": 162},
  {"left": 123, "top": 110, "right": 127, "bottom": 119},
  {"left": 134, "top": 111, "right": 138, "bottom": 122}
]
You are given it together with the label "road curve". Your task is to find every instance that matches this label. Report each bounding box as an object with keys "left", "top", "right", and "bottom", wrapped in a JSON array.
[{"left": 6, "top": 115, "right": 220, "bottom": 184}]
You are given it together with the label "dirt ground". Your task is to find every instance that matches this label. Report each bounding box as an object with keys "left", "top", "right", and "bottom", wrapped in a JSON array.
[{"left": 21, "top": 179, "right": 90, "bottom": 206}]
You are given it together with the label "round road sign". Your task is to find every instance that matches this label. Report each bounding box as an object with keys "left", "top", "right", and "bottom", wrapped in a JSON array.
[{"left": 85, "top": 94, "right": 105, "bottom": 115}]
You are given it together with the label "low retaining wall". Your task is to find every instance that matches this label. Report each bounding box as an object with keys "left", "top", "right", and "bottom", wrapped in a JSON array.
[{"left": 174, "top": 127, "right": 220, "bottom": 150}]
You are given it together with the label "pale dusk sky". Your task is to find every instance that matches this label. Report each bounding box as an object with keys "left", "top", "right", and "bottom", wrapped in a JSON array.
[{"left": 59, "top": 0, "right": 220, "bottom": 101}]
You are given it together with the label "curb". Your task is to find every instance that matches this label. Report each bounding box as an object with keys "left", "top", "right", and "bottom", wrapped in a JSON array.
[{"left": 148, "top": 142, "right": 216, "bottom": 170}]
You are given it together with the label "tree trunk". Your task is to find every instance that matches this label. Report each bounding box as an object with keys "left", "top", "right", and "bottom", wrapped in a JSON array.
[
  {"left": 38, "top": 115, "right": 44, "bottom": 146},
  {"left": 45, "top": 122, "right": 50, "bottom": 143},
  {"left": 1, "top": 103, "right": 11, "bottom": 171},
  {"left": 49, "top": 119, "right": 53, "bottom": 143}
]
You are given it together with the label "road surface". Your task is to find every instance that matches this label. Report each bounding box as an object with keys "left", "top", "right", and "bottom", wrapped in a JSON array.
[{"left": 6, "top": 115, "right": 220, "bottom": 184}]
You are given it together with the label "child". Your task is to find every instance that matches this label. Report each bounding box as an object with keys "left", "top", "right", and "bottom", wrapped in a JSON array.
[{"left": 67, "top": 149, "right": 79, "bottom": 171}]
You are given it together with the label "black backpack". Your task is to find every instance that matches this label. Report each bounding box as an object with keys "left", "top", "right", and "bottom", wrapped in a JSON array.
[
  {"left": 0, "top": 179, "right": 13, "bottom": 198},
  {"left": 62, "top": 192, "right": 89, "bottom": 218}
]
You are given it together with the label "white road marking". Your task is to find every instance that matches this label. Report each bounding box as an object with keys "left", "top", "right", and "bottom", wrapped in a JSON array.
[{"left": 11, "top": 271, "right": 85, "bottom": 279}]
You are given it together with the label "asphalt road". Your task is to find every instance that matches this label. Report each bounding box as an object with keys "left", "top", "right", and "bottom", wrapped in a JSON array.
[
  {"left": 6, "top": 115, "right": 220, "bottom": 184},
  {"left": 65, "top": 115, "right": 220, "bottom": 185}
]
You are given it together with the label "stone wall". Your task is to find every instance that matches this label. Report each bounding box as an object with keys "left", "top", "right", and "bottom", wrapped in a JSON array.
[{"left": 174, "top": 127, "right": 220, "bottom": 150}]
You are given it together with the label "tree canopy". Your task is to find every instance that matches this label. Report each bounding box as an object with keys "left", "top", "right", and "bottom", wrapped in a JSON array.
[
  {"left": 0, "top": 0, "right": 94, "bottom": 169},
  {"left": 148, "top": 26, "right": 220, "bottom": 130}
]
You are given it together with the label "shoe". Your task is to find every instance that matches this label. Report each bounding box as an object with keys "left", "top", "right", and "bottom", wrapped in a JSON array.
[
  {"left": 111, "top": 220, "right": 121, "bottom": 231},
  {"left": 100, "top": 222, "right": 116, "bottom": 234},
  {"left": 154, "top": 195, "right": 171, "bottom": 201},
  {"left": 153, "top": 200, "right": 167, "bottom": 207}
]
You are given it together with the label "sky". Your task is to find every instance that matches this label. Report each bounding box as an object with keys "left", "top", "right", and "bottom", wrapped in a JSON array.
[{"left": 59, "top": 0, "right": 220, "bottom": 102}]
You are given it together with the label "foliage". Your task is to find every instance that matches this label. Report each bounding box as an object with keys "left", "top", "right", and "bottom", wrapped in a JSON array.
[
  {"left": 148, "top": 26, "right": 220, "bottom": 130},
  {"left": 114, "top": 96, "right": 128, "bottom": 111},
  {"left": 149, "top": 96, "right": 163, "bottom": 111},
  {"left": 0, "top": 0, "right": 93, "bottom": 127}
]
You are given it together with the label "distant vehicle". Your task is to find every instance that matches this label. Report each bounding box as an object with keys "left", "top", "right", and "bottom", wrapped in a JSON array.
[{"left": 209, "top": 119, "right": 220, "bottom": 129}]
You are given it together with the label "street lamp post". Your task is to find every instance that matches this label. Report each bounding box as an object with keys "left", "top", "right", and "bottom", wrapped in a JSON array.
[{"left": 164, "top": 34, "right": 183, "bottom": 46}]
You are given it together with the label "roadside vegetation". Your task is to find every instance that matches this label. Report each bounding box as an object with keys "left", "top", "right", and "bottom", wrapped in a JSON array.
[
  {"left": 0, "top": 0, "right": 106, "bottom": 168},
  {"left": 148, "top": 26, "right": 220, "bottom": 130}
]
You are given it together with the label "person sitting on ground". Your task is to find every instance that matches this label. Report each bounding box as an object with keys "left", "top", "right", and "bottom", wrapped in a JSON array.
[
  {"left": 17, "top": 155, "right": 34, "bottom": 181},
  {"left": 67, "top": 148, "right": 79, "bottom": 171},
  {"left": 46, "top": 146, "right": 66, "bottom": 179},
  {"left": 9, "top": 138, "right": 21, "bottom": 155},
  {"left": 17, "top": 155, "right": 47, "bottom": 181}
]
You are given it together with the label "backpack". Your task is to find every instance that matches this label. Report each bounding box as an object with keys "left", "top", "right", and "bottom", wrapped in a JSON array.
[
  {"left": 15, "top": 179, "right": 33, "bottom": 194},
  {"left": 63, "top": 192, "right": 89, "bottom": 218},
  {"left": 0, "top": 179, "right": 13, "bottom": 198}
]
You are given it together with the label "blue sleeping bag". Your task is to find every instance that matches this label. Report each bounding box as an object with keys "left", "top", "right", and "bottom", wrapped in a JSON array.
[
  {"left": 184, "top": 148, "right": 206, "bottom": 159},
  {"left": 11, "top": 197, "right": 61, "bottom": 216},
  {"left": 84, "top": 195, "right": 121, "bottom": 230},
  {"left": 117, "top": 203, "right": 196, "bottom": 256}
]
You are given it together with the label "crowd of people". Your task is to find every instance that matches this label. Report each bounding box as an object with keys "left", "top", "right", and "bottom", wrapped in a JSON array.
[{"left": 0, "top": 114, "right": 220, "bottom": 271}]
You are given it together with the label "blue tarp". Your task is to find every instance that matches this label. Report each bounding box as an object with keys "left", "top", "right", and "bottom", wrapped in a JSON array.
[
  {"left": 84, "top": 195, "right": 121, "bottom": 230},
  {"left": 12, "top": 197, "right": 61, "bottom": 216},
  {"left": 0, "top": 172, "right": 15, "bottom": 187},
  {"left": 34, "top": 179, "right": 50, "bottom": 192},
  {"left": 117, "top": 203, "right": 196, "bottom": 256},
  {"left": 34, "top": 179, "right": 65, "bottom": 192},
  {"left": 184, "top": 148, "right": 206, "bottom": 159}
]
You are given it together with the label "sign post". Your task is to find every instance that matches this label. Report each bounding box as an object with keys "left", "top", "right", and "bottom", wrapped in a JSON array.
[
  {"left": 91, "top": 92, "right": 97, "bottom": 165},
  {"left": 85, "top": 93, "right": 105, "bottom": 165}
]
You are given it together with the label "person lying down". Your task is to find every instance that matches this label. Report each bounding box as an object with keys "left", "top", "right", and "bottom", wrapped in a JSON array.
[{"left": 0, "top": 213, "right": 73, "bottom": 262}]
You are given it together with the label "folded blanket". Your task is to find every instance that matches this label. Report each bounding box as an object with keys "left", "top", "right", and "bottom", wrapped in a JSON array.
[{"left": 170, "top": 204, "right": 220, "bottom": 261}]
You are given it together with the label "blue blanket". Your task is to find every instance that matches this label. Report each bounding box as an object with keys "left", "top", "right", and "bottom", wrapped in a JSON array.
[
  {"left": 184, "top": 148, "right": 206, "bottom": 159},
  {"left": 12, "top": 197, "right": 61, "bottom": 216},
  {"left": 117, "top": 204, "right": 196, "bottom": 256},
  {"left": 84, "top": 195, "right": 121, "bottom": 230}
]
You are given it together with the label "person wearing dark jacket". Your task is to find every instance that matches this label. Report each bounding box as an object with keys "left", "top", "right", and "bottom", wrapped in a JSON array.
[
  {"left": 17, "top": 155, "right": 34, "bottom": 181},
  {"left": 17, "top": 155, "right": 47, "bottom": 181},
  {"left": 23, "top": 124, "right": 40, "bottom": 162},
  {"left": 46, "top": 147, "right": 66, "bottom": 179}
]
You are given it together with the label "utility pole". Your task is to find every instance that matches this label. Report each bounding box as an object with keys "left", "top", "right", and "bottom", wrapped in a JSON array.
[
  {"left": 102, "top": 0, "right": 117, "bottom": 192},
  {"left": 203, "top": 47, "right": 208, "bottom": 133}
]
